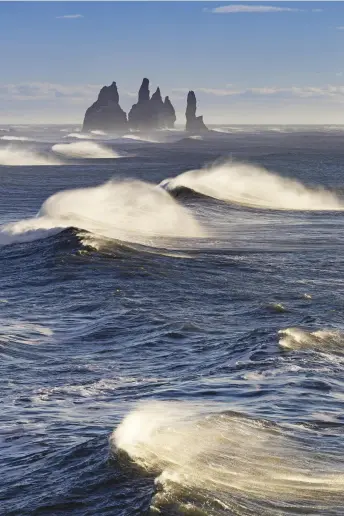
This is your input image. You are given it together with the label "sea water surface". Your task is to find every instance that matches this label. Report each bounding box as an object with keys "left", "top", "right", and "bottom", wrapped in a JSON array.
[{"left": 1, "top": 125, "right": 344, "bottom": 515}]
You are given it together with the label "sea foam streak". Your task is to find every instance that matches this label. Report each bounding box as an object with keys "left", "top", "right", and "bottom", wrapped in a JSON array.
[
  {"left": 0, "top": 146, "right": 61, "bottom": 166},
  {"left": 0, "top": 180, "right": 204, "bottom": 247},
  {"left": 162, "top": 161, "right": 344, "bottom": 210},
  {"left": 52, "top": 141, "right": 121, "bottom": 159},
  {"left": 113, "top": 401, "right": 344, "bottom": 514}
]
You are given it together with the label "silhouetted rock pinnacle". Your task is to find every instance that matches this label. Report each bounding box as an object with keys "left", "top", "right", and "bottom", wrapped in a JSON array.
[
  {"left": 164, "top": 96, "right": 176, "bottom": 129},
  {"left": 128, "top": 79, "right": 176, "bottom": 131},
  {"left": 82, "top": 78, "right": 177, "bottom": 133},
  {"left": 185, "top": 91, "right": 208, "bottom": 133},
  {"left": 82, "top": 82, "right": 127, "bottom": 133}
]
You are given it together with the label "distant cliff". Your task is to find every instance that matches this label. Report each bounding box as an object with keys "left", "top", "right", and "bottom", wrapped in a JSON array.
[
  {"left": 82, "top": 82, "right": 127, "bottom": 133},
  {"left": 185, "top": 91, "right": 208, "bottom": 133},
  {"left": 82, "top": 78, "right": 207, "bottom": 134}
]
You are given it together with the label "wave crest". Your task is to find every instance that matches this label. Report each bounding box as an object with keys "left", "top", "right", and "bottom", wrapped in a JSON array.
[
  {"left": 162, "top": 161, "right": 344, "bottom": 211},
  {"left": 112, "top": 401, "right": 344, "bottom": 514},
  {"left": 52, "top": 141, "right": 121, "bottom": 159},
  {"left": 278, "top": 327, "right": 344, "bottom": 351},
  {"left": 0, "top": 180, "right": 204, "bottom": 247},
  {"left": 0, "top": 146, "right": 61, "bottom": 166}
]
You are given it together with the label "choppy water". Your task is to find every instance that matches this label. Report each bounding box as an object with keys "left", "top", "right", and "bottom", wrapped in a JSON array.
[{"left": 1, "top": 125, "right": 344, "bottom": 515}]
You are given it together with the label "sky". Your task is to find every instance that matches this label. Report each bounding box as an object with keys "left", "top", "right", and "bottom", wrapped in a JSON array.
[{"left": 1, "top": 1, "right": 344, "bottom": 124}]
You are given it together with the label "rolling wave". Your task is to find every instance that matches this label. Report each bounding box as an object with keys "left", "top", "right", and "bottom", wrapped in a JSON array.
[
  {"left": 161, "top": 161, "right": 344, "bottom": 211},
  {"left": 122, "top": 134, "right": 160, "bottom": 143},
  {"left": 279, "top": 327, "right": 344, "bottom": 352},
  {"left": 0, "top": 146, "right": 61, "bottom": 166},
  {"left": 90, "top": 130, "right": 107, "bottom": 136},
  {"left": 113, "top": 401, "right": 344, "bottom": 515},
  {"left": 1, "top": 135, "right": 32, "bottom": 141},
  {"left": 64, "top": 133, "right": 93, "bottom": 140},
  {"left": 52, "top": 141, "right": 122, "bottom": 159},
  {"left": 0, "top": 180, "right": 204, "bottom": 247}
]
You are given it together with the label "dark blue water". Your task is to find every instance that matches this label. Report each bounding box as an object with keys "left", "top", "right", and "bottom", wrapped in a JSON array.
[{"left": 1, "top": 126, "right": 344, "bottom": 515}]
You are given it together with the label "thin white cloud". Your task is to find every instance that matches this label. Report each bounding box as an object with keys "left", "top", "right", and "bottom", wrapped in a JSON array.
[
  {"left": 337, "top": 26, "right": 344, "bottom": 30},
  {"left": 56, "top": 14, "right": 83, "bottom": 19},
  {"left": 209, "top": 5, "right": 302, "bottom": 14},
  {"left": 173, "top": 85, "right": 344, "bottom": 100}
]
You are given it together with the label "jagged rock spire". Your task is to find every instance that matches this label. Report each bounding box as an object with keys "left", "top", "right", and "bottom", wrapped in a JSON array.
[
  {"left": 185, "top": 90, "right": 208, "bottom": 133},
  {"left": 82, "top": 81, "right": 127, "bottom": 133}
]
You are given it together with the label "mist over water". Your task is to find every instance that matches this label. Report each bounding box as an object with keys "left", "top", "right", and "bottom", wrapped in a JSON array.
[
  {"left": 2, "top": 125, "right": 344, "bottom": 515},
  {"left": 52, "top": 141, "right": 122, "bottom": 159}
]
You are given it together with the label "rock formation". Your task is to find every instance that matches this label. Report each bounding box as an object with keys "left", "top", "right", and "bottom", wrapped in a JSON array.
[
  {"left": 82, "top": 82, "right": 127, "bottom": 133},
  {"left": 128, "top": 79, "right": 176, "bottom": 131},
  {"left": 185, "top": 91, "right": 208, "bottom": 133},
  {"left": 163, "top": 96, "right": 176, "bottom": 129},
  {"left": 82, "top": 78, "right": 209, "bottom": 134},
  {"left": 128, "top": 78, "right": 152, "bottom": 130}
]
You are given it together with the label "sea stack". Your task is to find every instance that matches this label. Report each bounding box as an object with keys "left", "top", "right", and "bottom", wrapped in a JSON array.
[
  {"left": 163, "top": 96, "right": 176, "bottom": 129},
  {"left": 82, "top": 82, "right": 127, "bottom": 133},
  {"left": 128, "top": 78, "right": 176, "bottom": 131},
  {"left": 128, "top": 78, "right": 152, "bottom": 130},
  {"left": 185, "top": 91, "right": 208, "bottom": 133}
]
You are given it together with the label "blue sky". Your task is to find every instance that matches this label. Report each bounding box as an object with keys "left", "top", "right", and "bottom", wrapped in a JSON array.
[{"left": 1, "top": 1, "right": 344, "bottom": 124}]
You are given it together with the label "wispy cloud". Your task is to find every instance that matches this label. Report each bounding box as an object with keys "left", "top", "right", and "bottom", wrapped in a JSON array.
[
  {"left": 0, "top": 82, "right": 139, "bottom": 104},
  {"left": 173, "top": 85, "right": 344, "bottom": 100},
  {"left": 56, "top": 14, "right": 83, "bottom": 19},
  {"left": 0, "top": 82, "right": 100, "bottom": 102},
  {"left": 337, "top": 26, "right": 344, "bottom": 30},
  {"left": 209, "top": 5, "right": 302, "bottom": 14}
]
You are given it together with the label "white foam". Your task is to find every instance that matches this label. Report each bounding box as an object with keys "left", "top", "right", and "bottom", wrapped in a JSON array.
[
  {"left": 112, "top": 401, "right": 344, "bottom": 513},
  {"left": 90, "top": 130, "right": 107, "bottom": 136},
  {"left": 52, "top": 141, "right": 121, "bottom": 159},
  {"left": 122, "top": 134, "right": 160, "bottom": 143},
  {"left": 0, "top": 180, "right": 204, "bottom": 247},
  {"left": 162, "top": 161, "right": 344, "bottom": 211},
  {"left": 1, "top": 135, "right": 32, "bottom": 141},
  {"left": 64, "top": 133, "right": 93, "bottom": 139},
  {"left": 278, "top": 327, "right": 344, "bottom": 351},
  {"left": 0, "top": 146, "right": 61, "bottom": 166}
]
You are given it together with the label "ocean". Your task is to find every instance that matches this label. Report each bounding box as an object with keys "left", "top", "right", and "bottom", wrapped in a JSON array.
[{"left": 1, "top": 124, "right": 344, "bottom": 515}]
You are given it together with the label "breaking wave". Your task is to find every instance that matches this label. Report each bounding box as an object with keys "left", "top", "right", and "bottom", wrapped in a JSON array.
[
  {"left": 90, "top": 130, "right": 107, "bottom": 136},
  {"left": 64, "top": 133, "right": 93, "bottom": 140},
  {"left": 52, "top": 141, "right": 121, "bottom": 159},
  {"left": 112, "top": 401, "right": 344, "bottom": 514},
  {"left": 0, "top": 180, "right": 204, "bottom": 247},
  {"left": 0, "top": 147, "right": 61, "bottom": 166},
  {"left": 122, "top": 134, "right": 160, "bottom": 143},
  {"left": 1, "top": 135, "right": 32, "bottom": 141},
  {"left": 279, "top": 327, "right": 344, "bottom": 352},
  {"left": 161, "top": 161, "right": 344, "bottom": 211}
]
